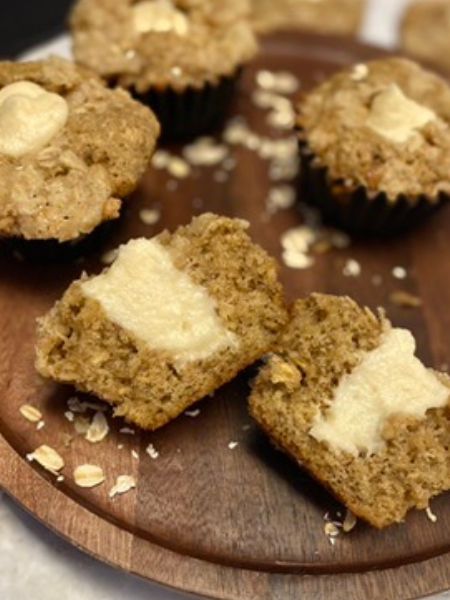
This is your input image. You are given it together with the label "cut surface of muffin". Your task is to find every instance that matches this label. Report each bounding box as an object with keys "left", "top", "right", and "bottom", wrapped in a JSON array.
[
  {"left": 250, "top": 0, "right": 364, "bottom": 36},
  {"left": 71, "top": 0, "right": 258, "bottom": 93},
  {"left": 0, "top": 58, "right": 160, "bottom": 242},
  {"left": 249, "top": 294, "right": 450, "bottom": 528},
  {"left": 36, "top": 213, "right": 288, "bottom": 430}
]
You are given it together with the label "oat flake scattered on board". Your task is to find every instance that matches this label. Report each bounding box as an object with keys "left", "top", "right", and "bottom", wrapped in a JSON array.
[
  {"left": 343, "top": 259, "right": 361, "bottom": 277},
  {"left": 74, "top": 415, "right": 91, "bottom": 435},
  {"left": 19, "top": 404, "right": 42, "bottom": 423},
  {"left": 146, "top": 443, "right": 159, "bottom": 459},
  {"left": 228, "top": 441, "right": 239, "bottom": 450},
  {"left": 426, "top": 506, "right": 438, "bottom": 523},
  {"left": 342, "top": 509, "right": 357, "bottom": 533},
  {"left": 85, "top": 411, "right": 110, "bottom": 443},
  {"left": 109, "top": 475, "right": 137, "bottom": 498},
  {"left": 27, "top": 445, "right": 64, "bottom": 474},
  {"left": 139, "top": 208, "right": 160, "bottom": 226},
  {"left": 390, "top": 291, "right": 422, "bottom": 309},
  {"left": 185, "top": 409, "right": 200, "bottom": 418},
  {"left": 120, "top": 427, "right": 136, "bottom": 435},
  {"left": 73, "top": 464, "right": 106, "bottom": 488},
  {"left": 100, "top": 248, "right": 119, "bottom": 266}
]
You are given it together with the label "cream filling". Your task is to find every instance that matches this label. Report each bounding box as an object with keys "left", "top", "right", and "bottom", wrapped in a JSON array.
[
  {"left": 81, "top": 238, "right": 239, "bottom": 366},
  {"left": 366, "top": 84, "right": 437, "bottom": 144},
  {"left": 309, "top": 327, "right": 449, "bottom": 456},
  {"left": 0, "top": 81, "right": 69, "bottom": 158},
  {"left": 132, "top": 0, "right": 189, "bottom": 36}
]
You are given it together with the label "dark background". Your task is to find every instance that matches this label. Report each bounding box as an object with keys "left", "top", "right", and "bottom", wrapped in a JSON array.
[{"left": 0, "top": 0, "right": 73, "bottom": 57}]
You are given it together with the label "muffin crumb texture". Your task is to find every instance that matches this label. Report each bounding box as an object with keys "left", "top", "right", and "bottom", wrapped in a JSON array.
[
  {"left": 36, "top": 213, "right": 288, "bottom": 430},
  {"left": 0, "top": 58, "right": 160, "bottom": 241},
  {"left": 250, "top": 294, "right": 450, "bottom": 528}
]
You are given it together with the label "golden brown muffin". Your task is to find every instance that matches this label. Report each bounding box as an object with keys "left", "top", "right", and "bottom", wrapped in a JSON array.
[
  {"left": 250, "top": 294, "right": 450, "bottom": 528},
  {"left": 0, "top": 58, "right": 160, "bottom": 242},
  {"left": 36, "top": 213, "right": 288, "bottom": 431},
  {"left": 401, "top": 0, "right": 450, "bottom": 73},
  {"left": 71, "top": 0, "right": 258, "bottom": 92},
  {"left": 250, "top": 0, "right": 365, "bottom": 36},
  {"left": 296, "top": 58, "right": 450, "bottom": 234}
]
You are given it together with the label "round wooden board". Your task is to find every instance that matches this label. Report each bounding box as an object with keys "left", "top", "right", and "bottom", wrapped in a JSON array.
[{"left": 2, "top": 32, "right": 450, "bottom": 600}]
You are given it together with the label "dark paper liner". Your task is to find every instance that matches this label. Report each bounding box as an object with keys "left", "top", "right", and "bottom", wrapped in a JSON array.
[
  {"left": 0, "top": 217, "right": 120, "bottom": 264},
  {"left": 299, "top": 141, "right": 448, "bottom": 237},
  {"left": 135, "top": 72, "right": 241, "bottom": 141}
]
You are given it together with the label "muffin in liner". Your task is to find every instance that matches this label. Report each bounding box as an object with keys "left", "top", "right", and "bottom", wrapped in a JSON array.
[
  {"left": 299, "top": 139, "right": 448, "bottom": 236},
  {"left": 295, "top": 58, "right": 450, "bottom": 236}
]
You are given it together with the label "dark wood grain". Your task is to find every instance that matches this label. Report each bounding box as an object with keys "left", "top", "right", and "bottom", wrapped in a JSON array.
[{"left": 1, "top": 31, "right": 450, "bottom": 599}]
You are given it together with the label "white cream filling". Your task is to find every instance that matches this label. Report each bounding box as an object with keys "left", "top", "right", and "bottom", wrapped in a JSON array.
[
  {"left": 309, "top": 327, "right": 449, "bottom": 456},
  {"left": 0, "top": 81, "right": 68, "bottom": 158},
  {"left": 132, "top": 0, "right": 189, "bottom": 36},
  {"left": 81, "top": 238, "right": 239, "bottom": 366},
  {"left": 366, "top": 84, "right": 437, "bottom": 144}
]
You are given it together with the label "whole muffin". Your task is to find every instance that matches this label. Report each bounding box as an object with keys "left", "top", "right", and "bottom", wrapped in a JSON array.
[
  {"left": 250, "top": 0, "right": 365, "bottom": 36},
  {"left": 0, "top": 58, "right": 160, "bottom": 243},
  {"left": 401, "top": 0, "right": 450, "bottom": 73},
  {"left": 71, "top": 0, "right": 258, "bottom": 139},
  {"left": 296, "top": 58, "right": 450, "bottom": 235}
]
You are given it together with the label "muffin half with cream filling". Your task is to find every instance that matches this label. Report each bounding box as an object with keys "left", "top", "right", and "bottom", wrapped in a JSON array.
[
  {"left": 36, "top": 213, "right": 288, "bottom": 430},
  {"left": 250, "top": 293, "right": 450, "bottom": 528}
]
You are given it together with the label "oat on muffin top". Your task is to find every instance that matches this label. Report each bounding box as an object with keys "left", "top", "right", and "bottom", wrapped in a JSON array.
[
  {"left": 296, "top": 58, "right": 450, "bottom": 201},
  {"left": 71, "top": 0, "right": 258, "bottom": 93},
  {"left": 0, "top": 58, "right": 160, "bottom": 242},
  {"left": 250, "top": 0, "right": 364, "bottom": 35},
  {"left": 401, "top": 0, "right": 450, "bottom": 73}
]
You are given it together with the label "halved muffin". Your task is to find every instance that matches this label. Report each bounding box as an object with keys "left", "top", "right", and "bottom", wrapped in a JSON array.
[
  {"left": 36, "top": 213, "right": 288, "bottom": 430},
  {"left": 250, "top": 293, "right": 450, "bottom": 528}
]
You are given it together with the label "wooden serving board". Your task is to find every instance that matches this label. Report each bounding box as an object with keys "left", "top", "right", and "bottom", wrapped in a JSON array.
[{"left": 2, "top": 32, "right": 450, "bottom": 600}]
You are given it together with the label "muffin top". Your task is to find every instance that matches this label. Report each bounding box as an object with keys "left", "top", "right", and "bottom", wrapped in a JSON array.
[
  {"left": 250, "top": 0, "right": 364, "bottom": 35},
  {"left": 401, "top": 0, "right": 450, "bottom": 72},
  {"left": 296, "top": 58, "right": 450, "bottom": 201},
  {"left": 71, "top": 0, "right": 258, "bottom": 93},
  {"left": 0, "top": 58, "right": 160, "bottom": 242}
]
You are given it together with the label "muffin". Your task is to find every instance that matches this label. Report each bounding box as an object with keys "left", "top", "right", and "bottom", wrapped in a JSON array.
[
  {"left": 250, "top": 294, "right": 450, "bottom": 528},
  {"left": 0, "top": 57, "right": 160, "bottom": 243},
  {"left": 401, "top": 0, "right": 450, "bottom": 73},
  {"left": 71, "top": 0, "right": 258, "bottom": 139},
  {"left": 36, "top": 213, "right": 288, "bottom": 431},
  {"left": 250, "top": 0, "right": 365, "bottom": 36},
  {"left": 296, "top": 58, "right": 450, "bottom": 235}
]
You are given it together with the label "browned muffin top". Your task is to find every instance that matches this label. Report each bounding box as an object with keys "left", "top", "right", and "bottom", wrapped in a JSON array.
[
  {"left": 0, "top": 58, "right": 160, "bottom": 242},
  {"left": 401, "top": 0, "right": 450, "bottom": 73},
  {"left": 71, "top": 0, "right": 258, "bottom": 93},
  {"left": 296, "top": 58, "right": 450, "bottom": 201},
  {"left": 250, "top": 0, "right": 364, "bottom": 35}
]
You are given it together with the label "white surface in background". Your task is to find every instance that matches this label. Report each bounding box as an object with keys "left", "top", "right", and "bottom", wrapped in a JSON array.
[{"left": 4, "top": 1, "right": 450, "bottom": 599}]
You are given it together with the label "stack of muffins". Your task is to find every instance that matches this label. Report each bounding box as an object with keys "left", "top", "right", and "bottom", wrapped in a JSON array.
[{"left": 2, "top": 0, "right": 450, "bottom": 531}]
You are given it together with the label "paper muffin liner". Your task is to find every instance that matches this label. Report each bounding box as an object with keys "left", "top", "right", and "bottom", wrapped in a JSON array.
[
  {"left": 135, "top": 71, "right": 241, "bottom": 140},
  {"left": 2, "top": 219, "right": 119, "bottom": 263},
  {"left": 298, "top": 140, "right": 448, "bottom": 236}
]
